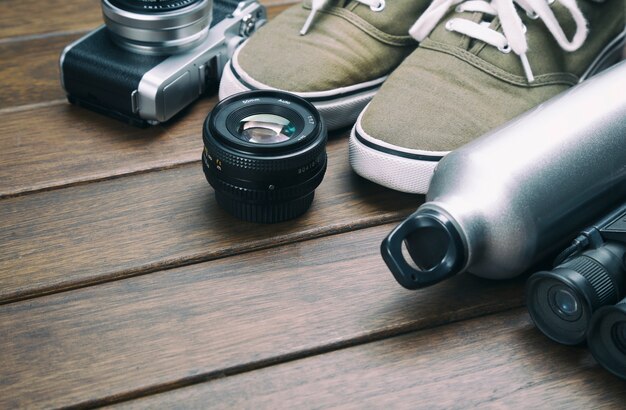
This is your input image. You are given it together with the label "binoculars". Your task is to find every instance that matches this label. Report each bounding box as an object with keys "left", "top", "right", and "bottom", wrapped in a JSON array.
[{"left": 526, "top": 201, "right": 626, "bottom": 380}]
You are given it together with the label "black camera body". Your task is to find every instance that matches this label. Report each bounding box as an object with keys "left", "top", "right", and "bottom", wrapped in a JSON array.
[{"left": 60, "top": 0, "right": 266, "bottom": 126}]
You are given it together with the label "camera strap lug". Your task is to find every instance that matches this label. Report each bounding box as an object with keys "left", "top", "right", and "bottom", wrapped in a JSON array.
[{"left": 131, "top": 90, "right": 139, "bottom": 114}]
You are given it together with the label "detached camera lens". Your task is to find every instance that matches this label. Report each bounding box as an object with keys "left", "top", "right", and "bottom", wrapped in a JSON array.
[
  {"left": 526, "top": 244, "right": 626, "bottom": 345},
  {"left": 588, "top": 298, "right": 626, "bottom": 380},
  {"left": 202, "top": 91, "right": 327, "bottom": 223}
]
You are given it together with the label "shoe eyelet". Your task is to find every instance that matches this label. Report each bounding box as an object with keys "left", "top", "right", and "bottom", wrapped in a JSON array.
[
  {"left": 522, "top": 24, "right": 527, "bottom": 34},
  {"left": 526, "top": 10, "right": 539, "bottom": 19},
  {"left": 455, "top": 5, "right": 464, "bottom": 12},
  {"left": 498, "top": 43, "right": 512, "bottom": 53},
  {"left": 370, "top": 0, "right": 385, "bottom": 12},
  {"left": 445, "top": 20, "right": 454, "bottom": 31}
]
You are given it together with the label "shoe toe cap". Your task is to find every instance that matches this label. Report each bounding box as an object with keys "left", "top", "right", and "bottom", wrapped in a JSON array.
[
  {"left": 233, "top": 5, "right": 411, "bottom": 93},
  {"left": 360, "top": 48, "right": 569, "bottom": 153}
]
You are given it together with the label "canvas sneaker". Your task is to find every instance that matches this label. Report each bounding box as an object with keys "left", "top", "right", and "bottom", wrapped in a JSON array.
[
  {"left": 349, "top": 0, "right": 626, "bottom": 193},
  {"left": 219, "top": 0, "right": 432, "bottom": 130}
]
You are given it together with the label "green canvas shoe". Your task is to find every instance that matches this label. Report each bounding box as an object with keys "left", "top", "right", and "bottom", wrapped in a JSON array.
[
  {"left": 349, "top": 0, "right": 625, "bottom": 193},
  {"left": 219, "top": 0, "right": 432, "bottom": 130}
]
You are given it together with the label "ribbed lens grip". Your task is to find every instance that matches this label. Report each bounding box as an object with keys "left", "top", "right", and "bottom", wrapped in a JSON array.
[
  {"left": 215, "top": 191, "right": 315, "bottom": 224},
  {"left": 203, "top": 154, "right": 326, "bottom": 202},
  {"left": 562, "top": 255, "right": 616, "bottom": 306},
  {"left": 204, "top": 135, "right": 326, "bottom": 175}
]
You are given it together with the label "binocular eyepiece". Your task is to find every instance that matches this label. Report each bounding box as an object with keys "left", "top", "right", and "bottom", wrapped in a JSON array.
[
  {"left": 526, "top": 241, "right": 626, "bottom": 345},
  {"left": 526, "top": 202, "right": 626, "bottom": 379},
  {"left": 587, "top": 297, "right": 626, "bottom": 379}
]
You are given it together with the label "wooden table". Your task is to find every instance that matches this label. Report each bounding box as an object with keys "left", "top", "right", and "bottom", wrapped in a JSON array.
[{"left": 1, "top": 1, "right": 625, "bottom": 408}]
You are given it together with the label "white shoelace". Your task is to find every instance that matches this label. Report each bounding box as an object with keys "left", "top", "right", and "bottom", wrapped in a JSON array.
[
  {"left": 300, "top": 0, "right": 386, "bottom": 35},
  {"left": 409, "top": 0, "right": 588, "bottom": 82}
]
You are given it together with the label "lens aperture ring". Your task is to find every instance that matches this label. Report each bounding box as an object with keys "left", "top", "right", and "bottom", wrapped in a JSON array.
[
  {"left": 203, "top": 153, "right": 327, "bottom": 202},
  {"left": 203, "top": 134, "right": 326, "bottom": 176}
]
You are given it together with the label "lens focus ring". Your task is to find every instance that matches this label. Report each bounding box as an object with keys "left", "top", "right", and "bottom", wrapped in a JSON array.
[
  {"left": 108, "top": 0, "right": 202, "bottom": 13},
  {"left": 203, "top": 136, "right": 326, "bottom": 175},
  {"left": 203, "top": 154, "right": 327, "bottom": 202},
  {"left": 102, "top": 0, "right": 212, "bottom": 54}
]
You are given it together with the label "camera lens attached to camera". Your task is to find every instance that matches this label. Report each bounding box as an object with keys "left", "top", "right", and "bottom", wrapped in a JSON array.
[
  {"left": 202, "top": 91, "right": 327, "bottom": 223},
  {"left": 102, "top": 0, "right": 213, "bottom": 55},
  {"left": 61, "top": 0, "right": 266, "bottom": 125}
]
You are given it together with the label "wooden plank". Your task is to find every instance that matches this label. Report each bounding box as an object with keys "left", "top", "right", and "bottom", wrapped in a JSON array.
[
  {"left": 0, "top": 138, "right": 420, "bottom": 304},
  {"left": 0, "top": 34, "right": 74, "bottom": 109},
  {"left": 0, "top": 3, "right": 300, "bottom": 199},
  {"left": 0, "top": 1, "right": 297, "bottom": 41},
  {"left": 113, "top": 308, "right": 626, "bottom": 409},
  {"left": 0, "top": 97, "right": 214, "bottom": 198},
  {"left": 0, "top": 223, "right": 526, "bottom": 409},
  {"left": 0, "top": 3, "right": 294, "bottom": 109},
  {"left": 0, "top": 0, "right": 100, "bottom": 41}
]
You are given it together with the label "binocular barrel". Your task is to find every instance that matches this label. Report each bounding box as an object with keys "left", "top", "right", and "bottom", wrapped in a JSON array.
[
  {"left": 526, "top": 202, "right": 626, "bottom": 345},
  {"left": 588, "top": 297, "right": 626, "bottom": 380},
  {"left": 526, "top": 241, "right": 626, "bottom": 345}
]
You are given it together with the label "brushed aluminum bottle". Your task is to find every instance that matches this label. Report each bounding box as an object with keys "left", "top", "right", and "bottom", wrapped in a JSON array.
[{"left": 382, "top": 60, "right": 626, "bottom": 290}]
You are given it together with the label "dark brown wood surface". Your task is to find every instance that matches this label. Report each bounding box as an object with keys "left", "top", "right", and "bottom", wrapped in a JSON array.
[
  {"left": 1, "top": 1, "right": 624, "bottom": 408},
  {"left": 0, "top": 137, "right": 419, "bottom": 304},
  {"left": 112, "top": 308, "right": 626, "bottom": 410},
  {"left": 0, "top": 224, "right": 527, "bottom": 408},
  {"left": 0, "top": 3, "right": 294, "bottom": 199}
]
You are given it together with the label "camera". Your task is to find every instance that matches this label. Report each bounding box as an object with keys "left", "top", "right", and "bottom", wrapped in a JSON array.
[
  {"left": 202, "top": 90, "right": 327, "bottom": 223},
  {"left": 60, "top": 0, "right": 266, "bottom": 127},
  {"left": 526, "top": 202, "right": 626, "bottom": 346}
]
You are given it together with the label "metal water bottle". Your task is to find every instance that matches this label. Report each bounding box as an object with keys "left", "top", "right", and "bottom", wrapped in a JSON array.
[{"left": 382, "top": 61, "right": 626, "bottom": 290}]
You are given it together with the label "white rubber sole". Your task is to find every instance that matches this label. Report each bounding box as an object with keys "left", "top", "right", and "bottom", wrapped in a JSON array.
[
  {"left": 349, "top": 106, "right": 446, "bottom": 194},
  {"left": 219, "top": 45, "right": 387, "bottom": 131},
  {"left": 349, "top": 28, "right": 626, "bottom": 195}
]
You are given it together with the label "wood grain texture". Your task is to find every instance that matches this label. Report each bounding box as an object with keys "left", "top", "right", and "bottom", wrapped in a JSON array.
[
  {"left": 0, "top": 34, "right": 75, "bottom": 109},
  {"left": 113, "top": 308, "right": 626, "bottom": 410},
  {"left": 0, "top": 137, "right": 420, "bottom": 304},
  {"left": 0, "top": 3, "right": 293, "bottom": 110},
  {"left": 0, "top": 1, "right": 297, "bottom": 41},
  {"left": 0, "top": 0, "right": 100, "bottom": 41},
  {"left": 0, "top": 223, "right": 526, "bottom": 409},
  {"left": 0, "top": 3, "right": 297, "bottom": 199},
  {"left": 0, "top": 97, "right": 213, "bottom": 198}
]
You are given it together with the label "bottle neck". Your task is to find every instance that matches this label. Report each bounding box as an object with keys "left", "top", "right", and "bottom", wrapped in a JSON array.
[{"left": 381, "top": 206, "right": 468, "bottom": 290}]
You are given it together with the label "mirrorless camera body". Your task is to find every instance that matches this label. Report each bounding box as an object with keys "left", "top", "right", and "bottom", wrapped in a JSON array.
[{"left": 60, "top": 0, "right": 266, "bottom": 126}]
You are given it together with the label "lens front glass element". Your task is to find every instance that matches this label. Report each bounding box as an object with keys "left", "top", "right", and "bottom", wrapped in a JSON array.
[
  {"left": 549, "top": 286, "right": 582, "bottom": 321},
  {"left": 237, "top": 114, "right": 296, "bottom": 144}
]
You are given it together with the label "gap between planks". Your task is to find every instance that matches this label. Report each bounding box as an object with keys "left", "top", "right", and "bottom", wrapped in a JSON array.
[
  {"left": 75, "top": 307, "right": 527, "bottom": 409},
  {"left": 0, "top": 221, "right": 527, "bottom": 408}
]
